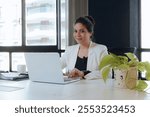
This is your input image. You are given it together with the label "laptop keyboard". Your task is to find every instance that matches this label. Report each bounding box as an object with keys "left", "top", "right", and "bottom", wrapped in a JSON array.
[{"left": 63, "top": 76, "right": 80, "bottom": 82}]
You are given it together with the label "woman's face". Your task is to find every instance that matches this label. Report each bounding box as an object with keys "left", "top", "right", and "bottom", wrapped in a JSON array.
[{"left": 73, "top": 23, "right": 92, "bottom": 45}]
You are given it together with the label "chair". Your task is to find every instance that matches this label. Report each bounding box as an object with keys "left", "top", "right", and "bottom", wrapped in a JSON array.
[{"left": 108, "top": 47, "right": 136, "bottom": 55}]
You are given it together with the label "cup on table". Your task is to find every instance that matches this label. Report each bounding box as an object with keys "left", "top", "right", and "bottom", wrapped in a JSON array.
[{"left": 17, "top": 64, "right": 26, "bottom": 74}]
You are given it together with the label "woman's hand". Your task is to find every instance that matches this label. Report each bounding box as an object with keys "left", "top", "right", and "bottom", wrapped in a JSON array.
[{"left": 68, "top": 68, "right": 84, "bottom": 78}]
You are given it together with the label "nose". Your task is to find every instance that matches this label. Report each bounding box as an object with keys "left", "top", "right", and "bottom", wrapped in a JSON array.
[{"left": 76, "top": 31, "right": 81, "bottom": 36}]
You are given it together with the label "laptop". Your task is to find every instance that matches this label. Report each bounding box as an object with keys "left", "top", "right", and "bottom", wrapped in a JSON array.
[{"left": 24, "top": 52, "right": 80, "bottom": 84}]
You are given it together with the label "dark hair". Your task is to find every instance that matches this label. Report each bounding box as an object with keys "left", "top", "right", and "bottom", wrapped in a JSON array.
[{"left": 74, "top": 16, "right": 95, "bottom": 33}]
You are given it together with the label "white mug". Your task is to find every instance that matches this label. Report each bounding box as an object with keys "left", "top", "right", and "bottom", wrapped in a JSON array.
[{"left": 17, "top": 64, "right": 26, "bottom": 73}]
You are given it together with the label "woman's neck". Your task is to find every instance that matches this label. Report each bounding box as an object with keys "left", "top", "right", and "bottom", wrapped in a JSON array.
[
  {"left": 79, "top": 41, "right": 91, "bottom": 49},
  {"left": 78, "top": 42, "right": 90, "bottom": 58}
]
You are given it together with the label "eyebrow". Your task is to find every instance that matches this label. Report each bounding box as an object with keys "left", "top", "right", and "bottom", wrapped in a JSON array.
[{"left": 74, "top": 28, "right": 86, "bottom": 31}]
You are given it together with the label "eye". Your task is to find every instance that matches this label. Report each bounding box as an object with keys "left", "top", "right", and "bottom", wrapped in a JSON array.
[
  {"left": 81, "top": 30, "right": 85, "bottom": 33},
  {"left": 80, "top": 29, "right": 85, "bottom": 33},
  {"left": 74, "top": 30, "right": 77, "bottom": 33}
]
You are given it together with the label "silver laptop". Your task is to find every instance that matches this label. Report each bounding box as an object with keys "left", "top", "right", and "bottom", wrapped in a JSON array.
[{"left": 24, "top": 52, "right": 80, "bottom": 84}]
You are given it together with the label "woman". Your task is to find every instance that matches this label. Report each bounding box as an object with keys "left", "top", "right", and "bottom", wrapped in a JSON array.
[{"left": 61, "top": 16, "right": 108, "bottom": 79}]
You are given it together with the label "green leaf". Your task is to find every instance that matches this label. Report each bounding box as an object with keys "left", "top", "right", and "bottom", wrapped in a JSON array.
[
  {"left": 99, "top": 54, "right": 115, "bottom": 70},
  {"left": 125, "top": 52, "right": 138, "bottom": 61},
  {"left": 144, "top": 62, "right": 150, "bottom": 80},
  {"left": 128, "top": 60, "right": 138, "bottom": 67},
  {"left": 117, "top": 64, "right": 129, "bottom": 70},
  {"left": 138, "top": 61, "right": 150, "bottom": 80},
  {"left": 135, "top": 80, "right": 148, "bottom": 91},
  {"left": 101, "top": 66, "right": 111, "bottom": 82},
  {"left": 137, "top": 62, "right": 146, "bottom": 72},
  {"left": 146, "top": 72, "right": 150, "bottom": 80},
  {"left": 144, "top": 62, "right": 150, "bottom": 71}
]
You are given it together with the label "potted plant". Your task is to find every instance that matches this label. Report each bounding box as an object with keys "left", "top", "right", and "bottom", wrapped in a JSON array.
[{"left": 99, "top": 52, "right": 150, "bottom": 91}]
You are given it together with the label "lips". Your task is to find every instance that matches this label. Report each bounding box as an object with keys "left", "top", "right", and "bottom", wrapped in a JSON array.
[{"left": 76, "top": 37, "right": 82, "bottom": 40}]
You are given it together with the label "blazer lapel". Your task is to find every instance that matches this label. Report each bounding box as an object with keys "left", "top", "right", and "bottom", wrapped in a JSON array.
[{"left": 68, "top": 44, "right": 79, "bottom": 70}]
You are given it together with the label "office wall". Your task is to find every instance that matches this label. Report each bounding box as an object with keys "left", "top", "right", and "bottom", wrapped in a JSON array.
[{"left": 88, "top": 0, "right": 140, "bottom": 49}]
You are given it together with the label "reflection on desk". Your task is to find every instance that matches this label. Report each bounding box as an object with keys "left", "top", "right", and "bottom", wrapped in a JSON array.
[{"left": 0, "top": 79, "right": 150, "bottom": 100}]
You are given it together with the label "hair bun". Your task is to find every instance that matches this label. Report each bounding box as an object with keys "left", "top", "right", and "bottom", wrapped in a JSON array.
[{"left": 85, "top": 16, "right": 95, "bottom": 25}]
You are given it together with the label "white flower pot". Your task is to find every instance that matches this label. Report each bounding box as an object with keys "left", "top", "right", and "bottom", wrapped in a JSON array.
[{"left": 114, "top": 67, "right": 138, "bottom": 89}]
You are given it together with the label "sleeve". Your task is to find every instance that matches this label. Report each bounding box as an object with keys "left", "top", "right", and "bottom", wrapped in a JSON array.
[
  {"left": 82, "top": 70, "right": 91, "bottom": 76},
  {"left": 84, "top": 71, "right": 103, "bottom": 79},
  {"left": 60, "top": 47, "right": 69, "bottom": 69},
  {"left": 84, "top": 45, "right": 112, "bottom": 80}
]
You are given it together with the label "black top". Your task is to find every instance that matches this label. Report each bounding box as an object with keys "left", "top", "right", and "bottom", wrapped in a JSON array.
[
  {"left": 75, "top": 56, "right": 91, "bottom": 76},
  {"left": 75, "top": 56, "right": 88, "bottom": 71}
]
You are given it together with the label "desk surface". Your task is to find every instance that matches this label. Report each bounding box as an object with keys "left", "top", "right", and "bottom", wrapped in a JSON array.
[{"left": 0, "top": 79, "right": 150, "bottom": 100}]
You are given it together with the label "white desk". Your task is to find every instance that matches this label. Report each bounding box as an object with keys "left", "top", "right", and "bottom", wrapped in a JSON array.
[{"left": 0, "top": 79, "right": 150, "bottom": 100}]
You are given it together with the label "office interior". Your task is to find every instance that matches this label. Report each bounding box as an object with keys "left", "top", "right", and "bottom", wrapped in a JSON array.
[
  {"left": 0, "top": 0, "right": 150, "bottom": 100},
  {"left": 0, "top": 0, "right": 148, "bottom": 72},
  {"left": 0, "top": 0, "right": 147, "bottom": 72},
  {"left": 0, "top": 0, "right": 150, "bottom": 99}
]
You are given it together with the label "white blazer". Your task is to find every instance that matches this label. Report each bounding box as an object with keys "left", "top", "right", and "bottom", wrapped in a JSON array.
[{"left": 60, "top": 41, "right": 108, "bottom": 79}]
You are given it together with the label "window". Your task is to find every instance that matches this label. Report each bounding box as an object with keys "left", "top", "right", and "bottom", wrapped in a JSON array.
[
  {"left": 0, "top": 0, "right": 68, "bottom": 71},
  {"left": 0, "top": 0, "right": 21, "bottom": 46},
  {"left": 26, "top": 0, "right": 57, "bottom": 46},
  {"left": 141, "top": 0, "right": 150, "bottom": 62}
]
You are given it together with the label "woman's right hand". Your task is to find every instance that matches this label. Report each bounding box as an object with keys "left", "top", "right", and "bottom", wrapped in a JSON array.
[{"left": 68, "top": 68, "right": 84, "bottom": 78}]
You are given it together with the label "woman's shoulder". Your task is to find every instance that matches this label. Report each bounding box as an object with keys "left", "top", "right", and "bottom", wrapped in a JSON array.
[
  {"left": 65, "top": 44, "right": 79, "bottom": 53},
  {"left": 91, "top": 42, "right": 107, "bottom": 50},
  {"left": 66, "top": 44, "right": 79, "bottom": 50}
]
